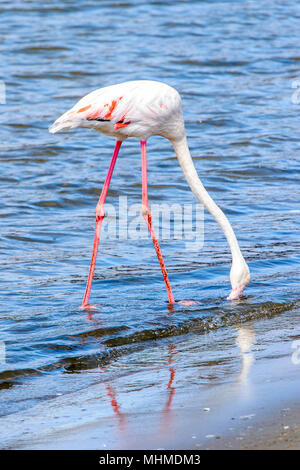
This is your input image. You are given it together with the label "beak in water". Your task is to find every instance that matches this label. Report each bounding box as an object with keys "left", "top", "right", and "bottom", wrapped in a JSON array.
[{"left": 227, "top": 283, "right": 248, "bottom": 300}]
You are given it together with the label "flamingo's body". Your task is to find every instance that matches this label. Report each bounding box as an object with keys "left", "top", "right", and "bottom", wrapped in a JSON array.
[
  {"left": 49, "top": 81, "right": 183, "bottom": 141},
  {"left": 50, "top": 80, "right": 250, "bottom": 307}
]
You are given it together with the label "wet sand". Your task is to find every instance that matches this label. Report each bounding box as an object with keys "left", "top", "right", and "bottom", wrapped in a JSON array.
[
  {"left": 222, "top": 404, "right": 300, "bottom": 450},
  {"left": 15, "top": 379, "right": 300, "bottom": 450},
  {"left": 2, "top": 312, "right": 299, "bottom": 451}
]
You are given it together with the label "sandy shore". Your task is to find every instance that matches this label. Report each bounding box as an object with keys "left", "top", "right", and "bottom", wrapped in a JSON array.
[
  {"left": 2, "top": 312, "right": 298, "bottom": 451},
  {"left": 16, "top": 383, "right": 299, "bottom": 451},
  {"left": 203, "top": 400, "right": 300, "bottom": 450}
]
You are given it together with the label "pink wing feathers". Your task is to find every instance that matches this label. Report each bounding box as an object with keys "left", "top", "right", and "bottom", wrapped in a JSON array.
[{"left": 49, "top": 87, "right": 131, "bottom": 134}]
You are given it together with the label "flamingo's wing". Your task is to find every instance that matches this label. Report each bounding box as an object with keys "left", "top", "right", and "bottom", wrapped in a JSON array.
[{"left": 49, "top": 84, "right": 131, "bottom": 133}]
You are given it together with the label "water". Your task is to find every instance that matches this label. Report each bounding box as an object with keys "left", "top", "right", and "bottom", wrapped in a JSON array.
[{"left": 0, "top": 0, "right": 299, "bottom": 448}]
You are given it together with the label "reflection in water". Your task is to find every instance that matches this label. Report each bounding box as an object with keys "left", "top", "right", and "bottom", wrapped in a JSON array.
[
  {"left": 167, "top": 303, "right": 175, "bottom": 315},
  {"left": 103, "top": 380, "right": 127, "bottom": 430},
  {"left": 236, "top": 326, "right": 255, "bottom": 384},
  {"left": 99, "top": 367, "right": 127, "bottom": 437},
  {"left": 163, "top": 344, "right": 177, "bottom": 413},
  {"left": 76, "top": 327, "right": 255, "bottom": 441},
  {"left": 99, "top": 343, "right": 178, "bottom": 440},
  {"left": 85, "top": 310, "right": 128, "bottom": 431},
  {"left": 159, "top": 344, "right": 177, "bottom": 437}
]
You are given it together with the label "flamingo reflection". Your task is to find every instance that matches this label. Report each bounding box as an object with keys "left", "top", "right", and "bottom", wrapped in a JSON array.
[
  {"left": 236, "top": 326, "right": 255, "bottom": 384},
  {"left": 98, "top": 343, "right": 178, "bottom": 437},
  {"left": 163, "top": 344, "right": 177, "bottom": 413},
  {"left": 102, "top": 375, "right": 127, "bottom": 430},
  {"left": 80, "top": 310, "right": 178, "bottom": 437}
]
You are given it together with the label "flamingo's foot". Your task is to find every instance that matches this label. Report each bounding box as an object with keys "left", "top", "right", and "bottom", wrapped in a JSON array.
[
  {"left": 79, "top": 303, "right": 98, "bottom": 310},
  {"left": 227, "top": 283, "right": 247, "bottom": 300},
  {"left": 179, "top": 300, "right": 200, "bottom": 306}
]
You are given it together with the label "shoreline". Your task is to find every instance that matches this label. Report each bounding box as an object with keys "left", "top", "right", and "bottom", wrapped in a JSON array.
[
  {"left": 2, "top": 314, "right": 299, "bottom": 451},
  {"left": 10, "top": 376, "right": 300, "bottom": 450}
]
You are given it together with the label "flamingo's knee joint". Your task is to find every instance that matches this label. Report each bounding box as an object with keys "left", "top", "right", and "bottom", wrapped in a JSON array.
[{"left": 96, "top": 203, "right": 105, "bottom": 220}]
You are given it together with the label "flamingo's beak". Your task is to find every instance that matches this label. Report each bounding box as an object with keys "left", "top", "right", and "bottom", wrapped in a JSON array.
[{"left": 227, "top": 283, "right": 248, "bottom": 300}]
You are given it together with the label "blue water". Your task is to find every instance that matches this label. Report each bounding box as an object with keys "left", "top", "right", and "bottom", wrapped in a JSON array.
[{"left": 0, "top": 0, "right": 299, "bottom": 447}]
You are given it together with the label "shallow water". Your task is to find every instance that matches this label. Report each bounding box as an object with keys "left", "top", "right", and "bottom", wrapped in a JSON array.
[{"left": 0, "top": 0, "right": 299, "bottom": 446}]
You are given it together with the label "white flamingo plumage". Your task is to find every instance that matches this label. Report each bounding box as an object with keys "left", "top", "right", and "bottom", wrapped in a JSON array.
[{"left": 49, "top": 80, "right": 250, "bottom": 307}]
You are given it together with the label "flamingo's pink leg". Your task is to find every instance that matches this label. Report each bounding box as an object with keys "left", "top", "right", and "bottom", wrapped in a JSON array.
[
  {"left": 81, "top": 140, "right": 122, "bottom": 308},
  {"left": 140, "top": 141, "right": 175, "bottom": 303}
]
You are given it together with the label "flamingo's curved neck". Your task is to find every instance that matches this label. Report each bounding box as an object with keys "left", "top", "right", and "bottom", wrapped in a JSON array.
[{"left": 171, "top": 135, "right": 243, "bottom": 263}]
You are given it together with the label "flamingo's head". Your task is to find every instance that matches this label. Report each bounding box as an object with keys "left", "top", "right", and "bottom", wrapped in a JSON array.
[{"left": 227, "top": 258, "right": 250, "bottom": 300}]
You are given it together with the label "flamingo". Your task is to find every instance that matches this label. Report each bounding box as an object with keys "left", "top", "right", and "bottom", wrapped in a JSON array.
[{"left": 49, "top": 80, "right": 250, "bottom": 307}]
